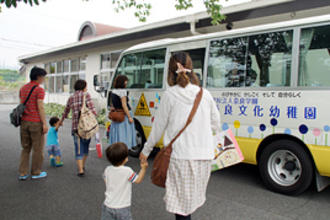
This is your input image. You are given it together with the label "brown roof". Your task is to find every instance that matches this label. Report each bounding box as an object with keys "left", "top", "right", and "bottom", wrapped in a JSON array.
[
  {"left": 94, "top": 23, "right": 126, "bottom": 36},
  {"left": 78, "top": 21, "right": 126, "bottom": 41}
]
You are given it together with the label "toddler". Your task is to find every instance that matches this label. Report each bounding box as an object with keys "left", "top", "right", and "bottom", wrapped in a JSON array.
[
  {"left": 101, "top": 142, "right": 148, "bottom": 220},
  {"left": 46, "top": 117, "right": 63, "bottom": 167}
]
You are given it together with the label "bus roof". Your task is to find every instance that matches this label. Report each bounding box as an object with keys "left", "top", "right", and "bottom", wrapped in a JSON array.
[{"left": 124, "top": 14, "right": 330, "bottom": 53}]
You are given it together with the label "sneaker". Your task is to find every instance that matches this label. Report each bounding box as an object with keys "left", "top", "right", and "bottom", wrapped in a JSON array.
[
  {"left": 18, "top": 175, "right": 29, "bottom": 181},
  {"left": 31, "top": 171, "right": 47, "bottom": 179},
  {"left": 50, "top": 157, "right": 56, "bottom": 167},
  {"left": 77, "top": 172, "right": 85, "bottom": 177},
  {"left": 55, "top": 161, "right": 63, "bottom": 167}
]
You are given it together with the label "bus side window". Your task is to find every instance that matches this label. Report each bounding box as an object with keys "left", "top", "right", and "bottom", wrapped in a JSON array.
[
  {"left": 112, "top": 49, "right": 166, "bottom": 89},
  {"left": 298, "top": 24, "right": 330, "bottom": 87},
  {"left": 207, "top": 37, "right": 248, "bottom": 88},
  {"left": 248, "top": 31, "right": 293, "bottom": 87},
  {"left": 207, "top": 30, "right": 293, "bottom": 88}
]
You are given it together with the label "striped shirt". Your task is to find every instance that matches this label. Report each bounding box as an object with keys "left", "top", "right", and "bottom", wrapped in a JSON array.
[
  {"left": 61, "top": 91, "right": 97, "bottom": 133},
  {"left": 20, "top": 81, "right": 45, "bottom": 122}
]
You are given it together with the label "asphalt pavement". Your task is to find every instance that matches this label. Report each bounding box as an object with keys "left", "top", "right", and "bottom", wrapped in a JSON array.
[{"left": 0, "top": 104, "right": 330, "bottom": 220}]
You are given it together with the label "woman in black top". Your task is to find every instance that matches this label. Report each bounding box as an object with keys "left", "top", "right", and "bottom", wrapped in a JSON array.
[{"left": 108, "top": 75, "right": 136, "bottom": 149}]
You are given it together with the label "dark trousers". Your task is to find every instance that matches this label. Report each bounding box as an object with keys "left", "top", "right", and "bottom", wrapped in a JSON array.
[{"left": 175, "top": 214, "right": 191, "bottom": 220}]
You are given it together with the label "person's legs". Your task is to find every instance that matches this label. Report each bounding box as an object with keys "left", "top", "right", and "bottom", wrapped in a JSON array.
[
  {"left": 175, "top": 214, "right": 191, "bottom": 220},
  {"left": 82, "top": 138, "right": 90, "bottom": 169},
  {"left": 30, "top": 122, "right": 44, "bottom": 175},
  {"left": 19, "top": 121, "right": 32, "bottom": 176},
  {"left": 73, "top": 134, "right": 84, "bottom": 175},
  {"left": 53, "top": 145, "right": 63, "bottom": 166},
  {"left": 100, "top": 205, "right": 117, "bottom": 220}
]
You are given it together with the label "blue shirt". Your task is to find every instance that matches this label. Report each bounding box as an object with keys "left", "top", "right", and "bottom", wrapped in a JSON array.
[{"left": 47, "top": 126, "right": 59, "bottom": 146}]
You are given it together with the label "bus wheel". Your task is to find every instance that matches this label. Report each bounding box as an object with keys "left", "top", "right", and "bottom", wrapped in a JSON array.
[
  {"left": 258, "top": 139, "right": 313, "bottom": 195},
  {"left": 128, "top": 125, "right": 145, "bottom": 158}
]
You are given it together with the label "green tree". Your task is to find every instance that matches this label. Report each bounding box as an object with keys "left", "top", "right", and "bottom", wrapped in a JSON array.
[{"left": 1, "top": 0, "right": 227, "bottom": 24}]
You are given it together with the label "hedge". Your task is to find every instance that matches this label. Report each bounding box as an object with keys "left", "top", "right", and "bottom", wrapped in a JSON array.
[{"left": 44, "top": 103, "right": 106, "bottom": 126}]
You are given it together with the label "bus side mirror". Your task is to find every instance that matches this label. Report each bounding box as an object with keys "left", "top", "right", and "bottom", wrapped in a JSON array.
[{"left": 93, "top": 75, "right": 100, "bottom": 87}]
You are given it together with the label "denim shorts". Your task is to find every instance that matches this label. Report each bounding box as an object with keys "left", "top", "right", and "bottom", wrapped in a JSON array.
[
  {"left": 46, "top": 144, "right": 61, "bottom": 157},
  {"left": 73, "top": 133, "right": 91, "bottom": 160},
  {"left": 101, "top": 204, "right": 132, "bottom": 220}
]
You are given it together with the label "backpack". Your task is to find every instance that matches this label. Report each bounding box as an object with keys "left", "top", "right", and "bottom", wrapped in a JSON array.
[
  {"left": 77, "top": 93, "right": 99, "bottom": 139},
  {"left": 9, "top": 85, "right": 37, "bottom": 127}
]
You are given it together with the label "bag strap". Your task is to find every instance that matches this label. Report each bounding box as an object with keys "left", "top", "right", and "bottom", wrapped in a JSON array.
[
  {"left": 23, "top": 85, "right": 38, "bottom": 106},
  {"left": 109, "top": 91, "right": 114, "bottom": 107},
  {"left": 82, "top": 93, "right": 87, "bottom": 111},
  {"left": 168, "top": 87, "right": 203, "bottom": 148}
]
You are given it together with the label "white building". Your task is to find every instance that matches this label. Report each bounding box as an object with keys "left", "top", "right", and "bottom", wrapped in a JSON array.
[{"left": 18, "top": 0, "right": 330, "bottom": 109}]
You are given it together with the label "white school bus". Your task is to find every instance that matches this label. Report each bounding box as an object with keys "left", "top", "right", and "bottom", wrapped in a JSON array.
[{"left": 106, "top": 15, "right": 330, "bottom": 195}]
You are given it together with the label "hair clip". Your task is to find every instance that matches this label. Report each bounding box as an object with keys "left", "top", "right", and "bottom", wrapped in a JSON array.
[{"left": 176, "top": 69, "right": 192, "bottom": 74}]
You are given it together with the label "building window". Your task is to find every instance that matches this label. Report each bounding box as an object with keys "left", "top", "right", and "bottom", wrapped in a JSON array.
[
  {"left": 100, "top": 51, "right": 122, "bottom": 89},
  {"left": 44, "top": 55, "right": 87, "bottom": 94},
  {"left": 80, "top": 56, "right": 86, "bottom": 71},
  {"left": 71, "top": 58, "right": 80, "bottom": 72},
  {"left": 57, "top": 61, "right": 63, "bottom": 73},
  {"left": 64, "top": 60, "right": 70, "bottom": 72},
  {"left": 101, "top": 54, "right": 111, "bottom": 69},
  {"left": 50, "top": 62, "right": 56, "bottom": 74},
  {"left": 70, "top": 75, "right": 79, "bottom": 93}
]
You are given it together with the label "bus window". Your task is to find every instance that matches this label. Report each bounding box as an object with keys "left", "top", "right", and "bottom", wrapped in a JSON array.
[
  {"left": 113, "top": 48, "right": 166, "bottom": 89},
  {"left": 207, "top": 37, "right": 248, "bottom": 88},
  {"left": 141, "top": 49, "right": 166, "bottom": 88},
  {"left": 207, "top": 30, "right": 293, "bottom": 88},
  {"left": 298, "top": 24, "right": 330, "bottom": 87}
]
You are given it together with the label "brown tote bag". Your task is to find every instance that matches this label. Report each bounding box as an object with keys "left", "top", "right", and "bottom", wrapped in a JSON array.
[
  {"left": 151, "top": 87, "right": 203, "bottom": 188},
  {"left": 108, "top": 91, "right": 126, "bottom": 123}
]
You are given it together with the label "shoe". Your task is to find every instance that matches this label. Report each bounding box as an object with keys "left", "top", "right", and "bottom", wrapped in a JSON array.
[
  {"left": 77, "top": 172, "right": 85, "bottom": 177},
  {"left": 18, "top": 175, "right": 29, "bottom": 181},
  {"left": 31, "top": 171, "right": 47, "bottom": 179},
  {"left": 55, "top": 161, "right": 63, "bottom": 167},
  {"left": 50, "top": 157, "right": 56, "bottom": 167}
]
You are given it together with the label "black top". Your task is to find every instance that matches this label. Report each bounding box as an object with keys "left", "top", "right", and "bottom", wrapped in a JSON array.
[{"left": 111, "top": 92, "right": 131, "bottom": 110}]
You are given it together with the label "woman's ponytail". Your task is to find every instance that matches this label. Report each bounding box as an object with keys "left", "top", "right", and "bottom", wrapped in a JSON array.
[
  {"left": 177, "top": 71, "right": 190, "bottom": 88},
  {"left": 167, "top": 52, "right": 200, "bottom": 88}
]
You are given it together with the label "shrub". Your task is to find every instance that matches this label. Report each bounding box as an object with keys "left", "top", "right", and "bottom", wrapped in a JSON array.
[{"left": 44, "top": 103, "right": 106, "bottom": 126}]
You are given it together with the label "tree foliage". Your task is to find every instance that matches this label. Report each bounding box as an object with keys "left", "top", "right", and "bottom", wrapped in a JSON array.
[
  {"left": 1, "top": 0, "right": 227, "bottom": 24},
  {"left": 0, "top": 0, "right": 46, "bottom": 8}
]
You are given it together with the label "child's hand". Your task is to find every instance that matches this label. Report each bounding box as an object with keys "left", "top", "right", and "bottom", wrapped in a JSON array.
[{"left": 140, "top": 160, "right": 148, "bottom": 169}]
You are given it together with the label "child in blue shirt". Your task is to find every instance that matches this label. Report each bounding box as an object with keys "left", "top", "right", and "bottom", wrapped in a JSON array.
[{"left": 46, "top": 117, "right": 63, "bottom": 167}]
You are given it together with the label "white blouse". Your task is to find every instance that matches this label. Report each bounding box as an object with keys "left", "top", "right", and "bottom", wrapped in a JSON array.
[{"left": 142, "top": 84, "right": 221, "bottom": 160}]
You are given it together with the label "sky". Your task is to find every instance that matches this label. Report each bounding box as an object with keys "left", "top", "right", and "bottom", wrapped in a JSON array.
[{"left": 0, "top": 0, "right": 250, "bottom": 69}]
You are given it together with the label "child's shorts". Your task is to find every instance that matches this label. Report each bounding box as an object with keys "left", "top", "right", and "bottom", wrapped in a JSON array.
[
  {"left": 47, "top": 145, "right": 61, "bottom": 157},
  {"left": 101, "top": 204, "right": 132, "bottom": 220}
]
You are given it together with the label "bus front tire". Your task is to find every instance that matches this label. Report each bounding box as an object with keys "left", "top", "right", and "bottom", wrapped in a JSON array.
[
  {"left": 128, "top": 125, "right": 145, "bottom": 158},
  {"left": 258, "top": 139, "right": 314, "bottom": 195}
]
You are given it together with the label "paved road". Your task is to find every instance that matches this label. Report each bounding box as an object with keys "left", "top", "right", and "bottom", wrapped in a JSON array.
[{"left": 0, "top": 104, "right": 330, "bottom": 220}]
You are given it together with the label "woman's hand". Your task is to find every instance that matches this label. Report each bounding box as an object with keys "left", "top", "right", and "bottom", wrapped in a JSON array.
[
  {"left": 139, "top": 152, "right": 148, "bottom": 162},
  {"left": 128, "top": 116, "right": 134, "bottom": 124}
]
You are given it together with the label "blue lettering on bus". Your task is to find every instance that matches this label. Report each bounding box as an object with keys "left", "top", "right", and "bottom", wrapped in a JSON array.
[
  {"left": 254, "top": 105, "right": 264, "bottom": 117},
  {"left": 287, "top": 106, "right": 298, "bottom": 119},
  {"left": 304, "top": 107, "right": 317, "bottom": 120},
  {"left": 239, "top": 105, "right": 248, "bottom": 116},
  {"left": 269, "top": 106, "right": 280, "bottom": 118}
]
